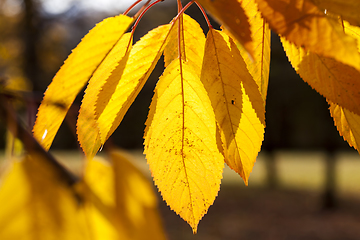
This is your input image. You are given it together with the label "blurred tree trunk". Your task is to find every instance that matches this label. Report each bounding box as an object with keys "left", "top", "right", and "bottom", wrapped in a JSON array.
[
  {"left": 22, "top": 0, "right": 42, "bottom": 127},
  {"left": 322, "top": 147, "right": 337, "bottom": 210},
  {"left": 23, "top": 0, "right": 42, "bottom": 92}
]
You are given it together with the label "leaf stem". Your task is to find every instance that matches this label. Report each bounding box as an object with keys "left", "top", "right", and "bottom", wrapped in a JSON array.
[
  {"left": 131, "top": 0, "right": 164, "bottom": 36},
  {"left": 174, "top": 1, "right": 195, "bottom": 20},
  {"left": 195, "top": 1, "right": 213, "bottom": 29},
  {"left": 177, "top": 0, "right": 182, "bottom": 12}
]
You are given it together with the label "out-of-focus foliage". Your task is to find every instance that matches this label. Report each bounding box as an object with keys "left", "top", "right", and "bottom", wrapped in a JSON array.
[{"left": 0, "top": 149, "right": 166, "bottom": 240}]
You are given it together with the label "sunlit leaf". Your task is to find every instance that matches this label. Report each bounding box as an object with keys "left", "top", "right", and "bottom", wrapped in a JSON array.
[
  {"left": 201, "top": 29, "right": 264, "bottom": 184},
  {"left": 144, "top": 15, "right": 224, "bottom": 233},
  {"left": 164, "top": 15, "right": 184, "bottom": 68},
  {"left": 33, "top": 14, "right": 133, "bottom": 150},
  {"left": 282, "top": 38, "right": 360, "bottom": 116},
  {"left": 255, "top": 0, "right": 360, "bottom": 71},
  {"left": 197, "top": 0, "right": 254, "bottom": 57},
  {"left": 329, "top": 102, "right": 360, "bottom": 153},
  {"left": 312, "top": 0, "right": 360, "bottom": 27},
  {"left": 234, "top": 0, "right": 271, "bottom": 101},
  {"left": 77, "top": 33, "right": 133, "bottom": 159},
  {"left": 95, "top": 24, "right": 173, "bottom": 150},
  {"left": 343, "top": 20, "right": 360, "bottom": 51}
]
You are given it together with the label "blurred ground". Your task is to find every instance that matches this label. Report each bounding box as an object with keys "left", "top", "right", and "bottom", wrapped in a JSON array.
[{"left": 48, "top": 150, "right": 360, "bottom": 240}]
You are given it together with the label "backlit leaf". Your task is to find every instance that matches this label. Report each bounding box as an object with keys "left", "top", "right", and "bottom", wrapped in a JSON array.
[
  {"left": 329, "top": 102, "right": 360, "bottom": 153},
  {"left": 77, "top": 33, "right": 132, "bottom": 159},
  {"left": 144, "top": 15, "right": 224, "bottom": 233},
  {"left": 201, "top": 29, "right": 265, "bottom": 184},
  {"left": 343, "top": 20, "right": 360, "bottom": 51},
  {"left": 282, "top": 38, "right": 360, "bottom": 116},
  {"left": 164, "top": 15, "right": 184, "bottom": 68},
  {"left": 96, "top": 24, "right": 173, "bottom": 150},
  {"left": 236, "top": 0, "right": 271, "bottom": 101},
  {"left": 312, "top": 0, "right": 360, "bottom": 27},
  {"left": 33, "top": 14, "right": 133, "bottom": 150},
  {"left": 255, "top": 0, "right": 360, "bottom": 71},
  {"left": 197, "top": 0, "right": 254, "bottom": 57}
]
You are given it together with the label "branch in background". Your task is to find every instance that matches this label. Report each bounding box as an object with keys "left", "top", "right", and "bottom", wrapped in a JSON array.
[{"left": 0, "top": 94, "right": 79, "bottom": 187}]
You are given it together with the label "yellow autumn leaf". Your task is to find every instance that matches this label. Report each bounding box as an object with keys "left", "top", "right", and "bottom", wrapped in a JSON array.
[
  {"left": 197, "top": 0, "right": 254, "bottom": 57},
  {"left": 95, "top": 24, "right": 173, "bottom": 150},
  {"left": 282, "top": 38, "right": 360, "bottom": 116},
  {"left": 77, "top": 33, "right": 133, "bottom": 159},
  {"left": 0, "top": 154, "right": 90, "bottom": 240},
  {"left": 164, "top": 15, "right": 184, "bottom": 68},
  {"left": 33, "top": 14, "right": 133, "bottom": 150},
  {"left": 329, "top": 102, "right": 360, "bottom": 153},
  {"left": 255, "top": 0, "right": 360, "bottom": 71},
  {"left": 83, "top": 150, "right": 166, "bottom": 240},
  {"left": 312, "top": 0, "right": 360, "bottom": 27},
  {"left": 343, "top": 20, "right": 360, "bottom": 51},
  {"left": 234, "top": 0, "right": 271, "bottom": 101},
  {"left": 201, "top": 29, "right": 265, "bottom": 184},
  {"left": 144, "top": 15, "right": 224, "bottom": 233}
]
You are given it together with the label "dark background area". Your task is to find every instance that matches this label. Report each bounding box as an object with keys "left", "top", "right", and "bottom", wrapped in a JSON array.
[{"left": 0, "top": 0, "right": 352, "bottom": 152}]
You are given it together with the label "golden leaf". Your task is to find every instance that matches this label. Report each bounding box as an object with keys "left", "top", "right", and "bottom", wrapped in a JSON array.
[
  {"left": 197, "top": 0, "right": 254, "bottom": 57},
  {"left": 312, "top": 0, "right": 360, "bottom": 27},
  {"left": 235, "top": 0, "right": 271, "bottom": 101},
  {"left": 95, "top": 24, "right": 172, "bottom": 150},
  {"left": 33, "top": 14, "right": 133, "bottom": 150},
  {"left": 329, "top": 102, "right": 360, "bottom": 153},
  {"left": 255, "top": 0, "right": 360, "bottom": 71},
  {"left": 343, "top": 20, "right": 360, "bottom": 51},
  {"left": 164, "top": 15, "right": 184, "bottom": 68},
  {"left": 201, "top": 29, "right": 265, "bottom": 184},
  {"left": 77, "top": 33, "right": 133, "bottom": 159},
  {"left": 282, "top": 38, "right": 360, "bottom": 116},
  {"left": 144, "top": 15, "right": 223, "bottom": 233}
]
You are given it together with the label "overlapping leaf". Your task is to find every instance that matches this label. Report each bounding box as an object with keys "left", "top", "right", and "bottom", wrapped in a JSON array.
[
  {"left": 255, "top": 0, "right": 360, "bottom": 71},
  {"left": 77, "top": 33, "right": 133, "bottom": 159},
  {"left": 33, "top": 15, "right": 133, "bottom": 150},
  {"left": 312, "top": 0, "right": 360, "bottom": 27},
  {"left": 329, "top": 102, "right": 360, "bottom": 153},
  {"left": 230, "top": 0, "right": 271, "bottom": 101},
  {"left": 144, "top": 15, "right": 224, "bottom": 233},
  {"left": 282, "top": 38, "right": 360, "bottom": 116},
  {"left": 95, "top": 24, "right": 173, "bottom": 151},
  {"left": 201, "top": 29, "right": 265, "bottom": 184},
  {"left": 343, "top": 21, "right": 360, "bottom": 51},
  {"left": 197, "top": 0, "right": 253, "bottom": 57}
]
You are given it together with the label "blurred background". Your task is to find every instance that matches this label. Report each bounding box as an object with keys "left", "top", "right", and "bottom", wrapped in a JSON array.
[{"left": 1, "top": 0, "right": 360, "bottom": 239}]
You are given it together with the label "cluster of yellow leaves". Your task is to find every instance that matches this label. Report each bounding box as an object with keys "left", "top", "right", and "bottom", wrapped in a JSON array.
[
  {"left": 0, "top": 150, "right": 166, "bottom": 240},
  {"left": 29, "top": 0, "right": 360, "bottom": 233}
]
